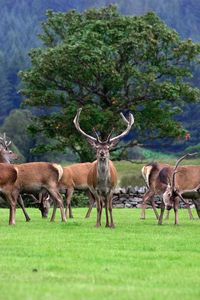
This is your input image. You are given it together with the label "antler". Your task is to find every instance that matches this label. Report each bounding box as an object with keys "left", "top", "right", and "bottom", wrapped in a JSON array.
[
  {"left": 108, "top": 112, "right": 134, "bottom": 144},
  {"left": 74, "top": 109, "right": 134, "bottom": 145},
  {"left": 0, "top": 133, "right": 11, "bottom": 149},
  {"left": 73, "top": 108, "right": 97, "bottom": 143},
  {"left": 171, "top": 153, "right": 198, "bottom": 191},
  {"left": 93, "top": 128, "right": 101, "bottom": 143}
]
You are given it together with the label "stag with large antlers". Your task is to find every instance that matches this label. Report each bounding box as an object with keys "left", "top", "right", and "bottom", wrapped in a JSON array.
[
  {"left": 73, "top": 108, "right": 134, "bottom": 228},
  {"left": 161, "top": 153, "right": 199, "bottom": 225},
  {"left": 141, "top": 162, "right": 195, "bottom": 221}
]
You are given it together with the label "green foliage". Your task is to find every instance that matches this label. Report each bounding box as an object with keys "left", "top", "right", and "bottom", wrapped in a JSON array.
[
  {"left": 0, "top": 208, "right": 200, "bottom": 300},
  {"left": 1, "top": 109, "right": 36, "bottom": 161},
  {"left": 0, "top": 109, "right": 77, "bottom": 162},
  {"left": 71, "top": 191, "right": 90, "bottom": 207},
  {"left": 20, "top": 6, "right": 200, "bottom": 161}
]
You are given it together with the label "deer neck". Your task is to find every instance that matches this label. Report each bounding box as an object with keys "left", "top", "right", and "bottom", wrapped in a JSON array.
[
  {"left": 0, "top": 152, "right": 10, "bottom": 164},
  {"left": 97, "top": 157, "right": 110, "bottom": 185}
]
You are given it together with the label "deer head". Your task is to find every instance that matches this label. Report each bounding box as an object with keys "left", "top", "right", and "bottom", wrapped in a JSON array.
[
  {"left": 163, "top": 153, "right": 197, "bottom": 209},
  {"left": 0, "top": 133, "right": 18, "bottom": 163},
  {"left": 73, "top": 108, "right": 134, "bottom": 160},
  {"left": 39, "top": 193, "right": 51, "bottom": 218}
]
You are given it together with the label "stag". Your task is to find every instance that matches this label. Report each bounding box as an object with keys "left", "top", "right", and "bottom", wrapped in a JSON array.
[
  {"left": 73, "top": 108, "right": 134, "bottom": 228},
  {"left": 141, "top": 162, "right": 194, "bottom": 221},
  {"left": 161, "top": 153, "right": 199, "bottom": 225},
  {"left": 0, "top": 133, "right": 31, "bottom": 222}
]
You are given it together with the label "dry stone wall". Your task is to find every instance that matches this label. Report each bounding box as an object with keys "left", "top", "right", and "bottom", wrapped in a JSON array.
[{"left": 112, "top": 186, "right": 193, "bottom": 208}]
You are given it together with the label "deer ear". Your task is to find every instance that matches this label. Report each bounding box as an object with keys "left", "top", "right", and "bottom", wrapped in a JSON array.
[
  {"left": 109, "top": 139, "right": 120, "bottom": 149},
  {"left": 87, "top": 138, "right": 97, "bottom": 149}
]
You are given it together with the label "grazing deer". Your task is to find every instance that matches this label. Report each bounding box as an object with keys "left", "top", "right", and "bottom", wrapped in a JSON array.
[
  {"left": 161, "top": 153, "right": 200, "bottom": 225},
  {"left": 141, "top": 162, "right": 194, "bottom": 221},
  {"left": 0, "top": 161, "right": 66, "bottom": 225},
  {"left": 73, "top": 108, "right": 134, "bottom": 228},
  {"left": 0, "top": 133, "right": 31, "bottom": 222},
  {"left": 22, "top": 191, "right": 52, "bottom": 218},
  {"left": 50, "top": 162, "right": 95, "bottom": 221}
]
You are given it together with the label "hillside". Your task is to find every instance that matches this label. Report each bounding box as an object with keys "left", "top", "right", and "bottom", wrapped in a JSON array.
[{"left": 0, "top": 0, "right": 200, "bottom": 154}]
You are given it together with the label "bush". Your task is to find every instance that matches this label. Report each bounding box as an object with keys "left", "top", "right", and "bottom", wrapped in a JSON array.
[{"left": 71, "top": 191, "right": 90, "bottom": 207}]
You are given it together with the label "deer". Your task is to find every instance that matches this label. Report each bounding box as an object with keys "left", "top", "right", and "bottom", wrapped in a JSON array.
[
  {"left": 141, "top": 162, "right": 169, "bottom": 220},
  {"left": 0, "top": 160, "right": 66, "bottom": 225},
  {"left": 162, "top": 153, "right": 200, "bottom": 225},
  {"left": 0, "top": 133, "right": 31, "bottom": 222},
  {"left": 141, "top": 162, "right": 195, "bottom": 221},
  {"left": 22, "top": 191, "right": 52, "bottom": 218},
  {"left": 73, "top": 108, "right": 134, "bottom": 228},
  {"left": 49, "top": 162, "right": 95, "bottom": 221}
]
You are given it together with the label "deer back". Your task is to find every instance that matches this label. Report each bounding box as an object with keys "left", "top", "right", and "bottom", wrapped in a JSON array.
[
  {"left": 142, "top": 163, "right": 169, "bottom": 191},
  {"left": 59, "top": 163, "right": 93, "bottom": 190},
  {"left": 167, "top": 165, "right": 200, "bottom": 191},
  {"left": 14, "top": 162, "right": 63, "bottom": 191}
]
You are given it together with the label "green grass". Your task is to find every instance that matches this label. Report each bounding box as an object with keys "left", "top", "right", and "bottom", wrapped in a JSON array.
[{"left": 0, "top": 208, "right": 200, "bottom": 300}]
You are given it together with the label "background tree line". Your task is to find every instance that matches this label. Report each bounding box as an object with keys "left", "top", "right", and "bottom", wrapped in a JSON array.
[{"left": 1, "top": 1, "right": 200, "bottom": 161}]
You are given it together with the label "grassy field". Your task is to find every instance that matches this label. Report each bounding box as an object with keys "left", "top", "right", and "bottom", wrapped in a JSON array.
[{"left": 0, "top": 208, "right": 200, "bottom": 300}]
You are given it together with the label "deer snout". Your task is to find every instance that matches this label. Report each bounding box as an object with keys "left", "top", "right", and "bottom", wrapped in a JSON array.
[
  {"left": 100, "top": 151, "right": 104, "bottom": 156},
  {"left": 166, "top": 204, "right": 172, "bottom": 211}
]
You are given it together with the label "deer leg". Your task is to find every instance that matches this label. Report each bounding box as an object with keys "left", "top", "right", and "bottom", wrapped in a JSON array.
[
  {"left": 192, "top": 199, "right": 200, "bottom": 219},
  {"left": 17, "top": 195, "right": 31, "bottom": 222},
  {"left": 85, "top": 191, "right": 95, "bottom": 218},
  {"left": 99, "top": 199, "right": 103, "bottom": 225},
  {"left": 158, "top": 200, "right": 165, "bottom": 225},
  {"left": 165, "top": 210, "right": 170, "bottom": 220},
  {"left": 174, "top": 207, "right": 179, "bottom": 225},
  {"left": 108, "top": 194, "right": 115, "bottom": 228},
  {"left": 140, "top": 203, "right": 147, "bottom": 219},
  {"left": 69, "top": 203, "right": 73, "bottom": 219},
  {"left": 65, "top": 188, "right": 74, "bottom": 219},
  {"left": 96, "top": 197, "right": 101, "bottom": 228},
  {"left": 185, "top": 200, "right": 194, "bottom": 220},
  {"left": 140, "top": 191, "right": 154, "bottom": 219},
  {"left": 104, "top": 198, "right": 109, "bottom": 227},
  {"left": 48, "top": 189, "right": 66, "bottom": 222},
  {"left": 174, "top": 198, "right": 179, "bottom": 225},
  {"left": 8, "top": 192, "right": 18, "bottom": 225},
  {"left": 50, "top": 202, "right": 57, "bottom": 222},
  {"left": 151, "top": 199, "right": 159, "bottom": 220}
]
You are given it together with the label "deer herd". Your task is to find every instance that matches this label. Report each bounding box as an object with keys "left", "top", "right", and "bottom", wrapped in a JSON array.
[{"left": 0, "top": 109, "right": 199, "bottom": 228}]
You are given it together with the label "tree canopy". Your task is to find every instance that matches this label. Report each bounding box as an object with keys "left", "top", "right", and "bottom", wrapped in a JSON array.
[{"left": 20, "top": 5, "right": 200, "bottom": 161}]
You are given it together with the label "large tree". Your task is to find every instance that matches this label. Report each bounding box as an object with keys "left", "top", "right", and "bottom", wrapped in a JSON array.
[{"left": 20, "top": 5, "right": 200, "bottom": 161}]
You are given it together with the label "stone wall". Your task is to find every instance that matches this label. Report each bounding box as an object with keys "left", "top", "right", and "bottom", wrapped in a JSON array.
[{"left": 112, "top": 186, "right": 193, "bottom": 208}]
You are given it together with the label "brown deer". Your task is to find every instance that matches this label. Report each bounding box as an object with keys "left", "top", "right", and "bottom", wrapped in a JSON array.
[
  {"left": 22, "top": 191, "right": 52, "bottom": 218},
  {"left": 0, "top": 161, "right": 66, "bottom": 225},
  {"left": 0, "top": 133, "right": 31, "bottom": 222},
  {"left": 141, "top": 162, "right": 169, "bottom": 220},
  {"left": 73, "top": 108, "right": 134, "bottom": 228},
  {"left": 141, "top": 162, "right": 195, "bottom": 221},
  {"left": 162, "top": 153, "right": 199, "bottom": 225},
  {"left": 50, "top": 162, "right": 95, "bottom": 221}
]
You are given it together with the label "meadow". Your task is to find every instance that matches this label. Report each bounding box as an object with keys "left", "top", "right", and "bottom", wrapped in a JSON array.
[{"left": 0, "top": 207, "right": 200, "bottom": 300}]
